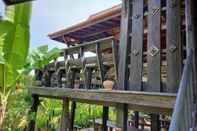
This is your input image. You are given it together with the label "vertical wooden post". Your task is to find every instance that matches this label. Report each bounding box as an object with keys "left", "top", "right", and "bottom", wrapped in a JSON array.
[
  {"left": 96, "top": 42, "right": 109, "bottom": 131},
  {"left": 166, "top": 0, "right": 182, "bottom": 93},
  {"left": 70, "top": 101, "right": 76, "bottom": 131},
  {"left": 130, "top": 0, "right": 144, "bottom": 91},
  {"left": 151, "top": 115, "right": 160, "bottom": 131},
  {"left": 185, "top": 0, "right": 197, "bottom": 102},
  {"left": 70, "top": 70, "right": 77, "bottom": 131},
  {"left": 27, "top": 95, "right": 39, "bottom": 131},
  {"left": 60, "top": 98, "right": 70, "bottom": 131},
  {"left": 147, "top": 0, "right": 161, "bottom": 130},
  {"left": 117, "top": 0, "right": 132, "bottom": 130},
  {"left": 130, "top": 0, "right": 144, "bottom": 128}
]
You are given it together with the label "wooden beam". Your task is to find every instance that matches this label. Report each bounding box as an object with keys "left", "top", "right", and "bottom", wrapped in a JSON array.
[
  {"left": 3, "top": 0, "right": 34, "bottom": 5},
  {"left": 64, "top": 36, "right": 114, "bottom": 54},
  {"left": 28, "top": 87, "right": 176, "bottom": 113}
]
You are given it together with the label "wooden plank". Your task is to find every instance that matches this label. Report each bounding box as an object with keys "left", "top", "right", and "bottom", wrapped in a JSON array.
[
  {"left": 96, "top": 42, "right": 109, "bottom": 131},
  {"left": 117, "top": 0, "right": 132, "bottom": 130},
  {"left": 166, "top": 0, "right": 182, "bottom": 93},
  {"left": 147, "top": 0, "right": 161, "bottom": 92},
  {"left": 27, "top": 95, "right": 39, "bottom": 131},
  {"left": 147, "top": 0, "right": 161, "bottom": 130},
  {"left": 64, "top": 36, "right": 114, "bottom": 54},
  {"left": 130, "top": 0, "right": 144, "bottom": 91},
  {"left": 60, "top": 98, "right": 70, "bottom": 131},
  {"left": 29, "top": 87, "right": 176, "bottom": 111}
]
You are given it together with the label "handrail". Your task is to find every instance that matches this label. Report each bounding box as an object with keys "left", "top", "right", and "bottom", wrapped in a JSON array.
[
  {"left": 64, "top": 36, "right": 114, "bottom": 54},
  {"left": 169, "top": 49, "right": 194, "bottom": 131}
]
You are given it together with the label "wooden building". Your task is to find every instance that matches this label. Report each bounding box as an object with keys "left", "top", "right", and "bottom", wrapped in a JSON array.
[{"left": 28, "top": 0, "right": 197, "bottom": 131}]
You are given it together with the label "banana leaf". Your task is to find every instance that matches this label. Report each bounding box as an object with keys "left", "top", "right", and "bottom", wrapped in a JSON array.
[
  {"left": 29, "top": 45, "right": 60, "bottom": 69},
  {"left": 0, "top": 3, "right": 32, "bottom": 87}
]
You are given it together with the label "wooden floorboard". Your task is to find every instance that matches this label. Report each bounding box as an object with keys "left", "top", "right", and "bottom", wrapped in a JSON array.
[{"left": 28, "top": 87, "right": 176, "bottom": 115}]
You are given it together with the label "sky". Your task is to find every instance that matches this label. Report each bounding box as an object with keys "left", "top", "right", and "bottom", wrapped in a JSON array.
[{"left": 0, "top": 0, "right": 121, "bottom": 50}]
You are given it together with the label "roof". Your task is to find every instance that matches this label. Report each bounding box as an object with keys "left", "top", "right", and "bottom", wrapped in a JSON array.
[{"left": 48, "top": 4, "right": 121, "bottom": 45}]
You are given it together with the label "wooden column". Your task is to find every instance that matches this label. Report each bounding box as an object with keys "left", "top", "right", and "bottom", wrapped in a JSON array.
[
  {"left": 60, "top": 98, "right": 70, "bottom": 131},
  {"left": 166, "top": 0, "right": 182, "bottom": 93},
  {"left": 27, "top": 95, "right": 39, "bottom": 131},
  {"left": 70, "top": 70, "right": 77, "bottom": 131},
  {"left": 130, "top": 0, "right": 144, "bottom": 128},
  {"left": 147, "top": 0, "right": 161, "bottom": 130},
  {"left": 117, "top": 0, "right": 132, "bottom": 130},
  {"left": 185, "top": 0, "right": 197, "bottom": 103},
  {"left": 96, "top": 43, "right": 109, "bottom": 131}
]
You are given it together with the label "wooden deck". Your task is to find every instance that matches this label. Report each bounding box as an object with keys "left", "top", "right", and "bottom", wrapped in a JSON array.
[{"left": 28, "top": 86, "right": 176, "bottom": 115}]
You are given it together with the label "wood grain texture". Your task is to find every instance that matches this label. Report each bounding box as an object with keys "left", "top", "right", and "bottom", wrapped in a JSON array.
[
  {"left": 147, "top": 0, "right": 161, "bottom": 130},
  {"left": 129, "top": 0, "right": 144, "bottom": 91},
  {"left": 166, "top": 0, "right": 182, "bottom": 93},
  {"left": 117, "top": 0, "right": 132, "bottom": 130},
  {"left": 29, "top": 87, "right": 176, "bottom": 112},
  {"left": 147, "top": 0, "right": 161, "bottom": 92}
]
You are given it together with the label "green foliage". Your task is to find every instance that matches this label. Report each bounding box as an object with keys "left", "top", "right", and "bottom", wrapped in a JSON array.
[
  {"left": 0, "top": 3, "right": 32, "bottom": 88},
  {"left": 0, "top": 3, "right": 32, "bottom": 130},
  {"left": 28, "top": 45, "right": 60, "bottom": 70},
  {"left": 36, "top": 99, "right": 62, "bottom": 129},
  {"left": 4, "top": 87, "right": 32, "bottom": 130}
]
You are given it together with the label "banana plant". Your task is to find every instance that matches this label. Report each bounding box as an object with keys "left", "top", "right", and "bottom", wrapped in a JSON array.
[
  {"left": 29, "top": 45, "right": 60, "bottom": 70},
  {"left": 19, "top": 45, "right": 60, "bottom": 77},
  {"left": 0, "top": 3, "right": 32, "bottom": 128}
]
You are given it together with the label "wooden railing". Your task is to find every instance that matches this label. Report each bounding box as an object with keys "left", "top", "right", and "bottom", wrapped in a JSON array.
[{"left": 169, "top": 49, "right": 194, "bottom": 131}]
